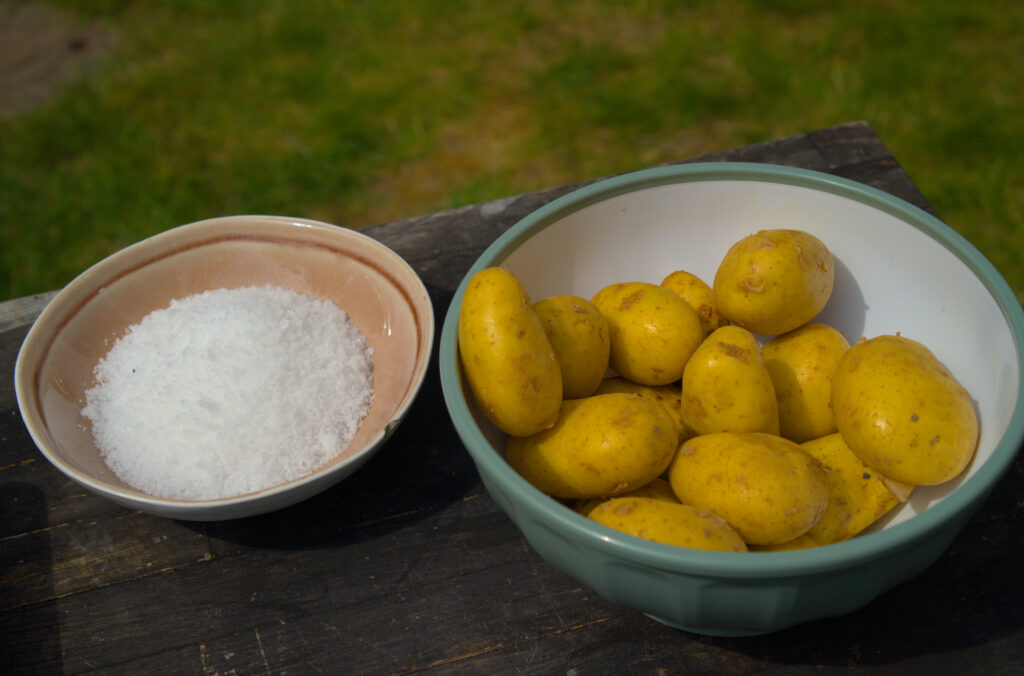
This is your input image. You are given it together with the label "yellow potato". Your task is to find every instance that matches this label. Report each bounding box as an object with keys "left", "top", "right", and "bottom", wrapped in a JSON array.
[
  {"left": 764, "top": 323, "right": 851, "bottom": 443},
  {"left": 592, "top": 377, "right": 688, "bottom": 443},
  {"left": 573, "top": 477, "right": 679, "bottom": 516},
  {"left": 660, "top": 269, "right": 730, "bottom": 338},
  {"left": 668, "top": 432, "right": 829, "bottom": 546},
  {"left": 713, "top": 229, "right": 834, "bottom": 336},
  {"left": 749, "top": 535, "right": 818, "bottom": 552},
  {"left": 800, "top": 433, "right": 902, "bottom": 545},
  {"left": 590, "top": 282, "right": 704, "bottom": 386},
  {"left": 589, "top": 497, "right": 748, "bottom": 552},
  {"left": 458, "top": 267, "right": 562, "bottom": 436},
  {"left": 680, "top": 325, "right": 780, "bottom": 435},
  {"left": 506, "top": 393, "right": 678, "bottom": 499},
  {"left": 831, "top": 334, "right": 979, "bottom": 485},
  {"left": 534, "top": 295, "right": 611, "bottom": 399}
]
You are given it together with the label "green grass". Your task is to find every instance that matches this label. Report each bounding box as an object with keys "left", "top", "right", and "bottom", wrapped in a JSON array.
[{"left": 2, "top": 0, "right": 1022, "bottom": 304}]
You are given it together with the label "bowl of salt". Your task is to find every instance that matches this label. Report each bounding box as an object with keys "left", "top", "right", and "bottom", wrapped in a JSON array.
[{"left": 15, "top": 215, "right": 435, "bottom": 520}]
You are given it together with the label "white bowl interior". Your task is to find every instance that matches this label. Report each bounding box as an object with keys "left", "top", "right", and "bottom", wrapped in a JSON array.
[{"left": 495, "top": 179, "right": 1019, "bottom": 529}]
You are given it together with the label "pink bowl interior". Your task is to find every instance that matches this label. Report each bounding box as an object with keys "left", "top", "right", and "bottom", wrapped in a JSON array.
[{"left": 17, "top": 215, "right": 433, "bottom": 504}]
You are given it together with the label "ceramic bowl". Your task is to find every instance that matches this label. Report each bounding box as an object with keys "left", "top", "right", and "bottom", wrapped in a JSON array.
[
  {"left": 15, "top": 215, "right": 434, "bottom": 521},
  {"left": 439, "top": 162, "right": 1024, "bottom": 635}
]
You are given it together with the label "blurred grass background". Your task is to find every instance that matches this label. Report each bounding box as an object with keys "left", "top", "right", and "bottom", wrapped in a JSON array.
[{"left": 2, "top": 0, "right": 1022, "bottom": 303}]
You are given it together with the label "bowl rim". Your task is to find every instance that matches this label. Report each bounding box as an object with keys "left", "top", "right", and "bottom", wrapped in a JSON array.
[
  {"left": 439, "top": 161, "right": 1024, "bottom": 578},
  {"left": 15, "top": 214, "right": 435, "bottom": 515}
]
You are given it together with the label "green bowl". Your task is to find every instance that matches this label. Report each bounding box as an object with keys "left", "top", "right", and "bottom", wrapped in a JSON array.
[{"left": 439, "top": 162, "right": 1024, "bottom": 635}]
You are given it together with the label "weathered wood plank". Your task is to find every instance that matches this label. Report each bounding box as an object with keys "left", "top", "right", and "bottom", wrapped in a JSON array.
[
  {"left": 27, "top": 499, "right": 618, "bottom": 674},
  {"left": 2, "top": 122, "right": 1021, "bottom": 675},
  {"left": 0, "top": 511, "right": 213, "bottom": 611},
  {"left": 11, "top": 499, "right": 1022, "bottom": 674},
  {"left": 0, "top": 325, "right": 28, "bottom": 412},
  {"left": 0, "top": 292, "right": 56, "bottom": 334}
]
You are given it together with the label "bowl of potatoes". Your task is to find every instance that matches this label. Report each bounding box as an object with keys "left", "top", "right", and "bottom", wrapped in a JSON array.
[{"left": 439, "top": 162, "right": 1024, "bottom": 636}]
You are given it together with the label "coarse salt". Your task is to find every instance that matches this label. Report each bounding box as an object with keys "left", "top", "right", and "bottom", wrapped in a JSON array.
[{"left": 81, "top": 285, "right": 374, "bottom": 500}]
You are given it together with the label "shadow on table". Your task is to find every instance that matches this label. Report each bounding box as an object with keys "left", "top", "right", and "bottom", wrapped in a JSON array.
[
  {"left": 191, "top": 286, "right": 479, "bottom": 551},
  {"left": 697, "top": 485, "right": 1023, "bottom": 668},
  {"left": 0, "top": 482, "right": 62, "bottom": 674}
]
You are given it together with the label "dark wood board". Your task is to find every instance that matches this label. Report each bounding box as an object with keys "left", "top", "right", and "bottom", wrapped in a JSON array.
[{"left": 2, "top": 121, "right": 1022, "bottom": 675}]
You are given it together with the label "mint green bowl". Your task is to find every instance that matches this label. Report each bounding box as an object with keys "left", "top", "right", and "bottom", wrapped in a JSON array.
[{"left": 439, "top": 162, "right": 1024, "bottom": 635}]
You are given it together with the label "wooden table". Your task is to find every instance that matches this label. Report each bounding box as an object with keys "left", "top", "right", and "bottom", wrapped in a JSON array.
[{"left": 3, "top": 122, "right": 1022, "bottom": 675}]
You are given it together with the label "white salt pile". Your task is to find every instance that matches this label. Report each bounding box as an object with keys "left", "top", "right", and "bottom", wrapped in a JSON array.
[{"left": 80, "top": 285, "right": 374, "bottom": 500}]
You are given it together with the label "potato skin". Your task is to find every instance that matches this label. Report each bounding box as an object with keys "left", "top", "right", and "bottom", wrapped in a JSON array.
[
  {"left": 589, "top": 497, "right": 748, "bottom": 552},
  {"left": 764, "top": 323, "right": 850, "bottom": 443},
  {"left": 534, "top": 295, "right": 611, "bottom": 399},
  {"left": 661, "top": 269, "right": 730, "bottom": 338},
  {"left": 750, "top": 535, "right": 818, "bottom": 552},
  {"left": 831, "top": 334, "right": 978, "bottom": 485},
  {"left": 668, "top": 432, "right": 829, "bottom": 546},
  {"left": 458, "top": 267, "right": 562, "bottom": 436},
  {"left": 591, "top": 282, "right": 704, "bottom": 386},
  {"left": 592, "top": 376, "right": 688, "bottom": 443},
  {"left": 573, "top": 477, "right": 679, "bottom": 516},
  {"left": 680, "top": 325, "right": 780, "bottom": 436},
  {"left": 713, "top": 229, "right": 834, "bottom": 336},
  {"left": 800, "top": 433, "right": 901, "bottom": 545},
  {"left": 506, "top": 393, "right": 678, "bottom": 499}
]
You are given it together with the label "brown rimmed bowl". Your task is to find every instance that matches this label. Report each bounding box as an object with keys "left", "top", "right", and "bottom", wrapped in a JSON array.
[{"left": 15, "top": 215, "right": 434, "bottom": 521}]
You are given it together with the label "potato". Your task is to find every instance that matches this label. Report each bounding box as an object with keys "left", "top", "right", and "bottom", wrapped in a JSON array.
[
  {"left": 506, "top": 393, "right": 678, "bottom": 499},
  {"left": 680, "top": 325, "right": 780, "bottom": 436},
  {"left": 800, "top": 433, "right": 902, "bottom": 545},
  {"left": 589, "top": 497, "right": 748, "bottom": 552},
  {"left": 660, "top": 269, "right": 729, "bottom": 338},
  {"left": 573, "top": 477, "right": 679, "bottom": 516},
  {"left": 831, "top": 334, "right": 978, "bottom": 485},
  {"left": 458, "top": 267, "right": 562, "bottom": 436},
  {"left": 764, "top": 323, "right": 850, "bottom": 443},
  {"left": 713, "top": 229, "right": 834, "bottom": 336},
  {"left": 534, "top": 295, "right": 611, "bottom": 399},
  {"left": 590, "top": 282, "right": 704, "bottom": 386},
  {"left": 749, "top": 535, "right": 818, "bottom": 552},
  {"left": 592, "top": 377, "right": 688, "bottom": 443},
  {"left": 668, "top": 432, "right": 829, "bottom": 546}
]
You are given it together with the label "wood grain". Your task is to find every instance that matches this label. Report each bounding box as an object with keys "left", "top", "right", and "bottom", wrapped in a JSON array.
[{"left": 2, "top": 121, "right": 1021, "bottom": 675}]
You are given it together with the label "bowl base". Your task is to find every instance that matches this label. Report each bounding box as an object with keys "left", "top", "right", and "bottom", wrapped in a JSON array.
[{"left": 644, "top": 614, "right": 771, "bottom": 637}]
